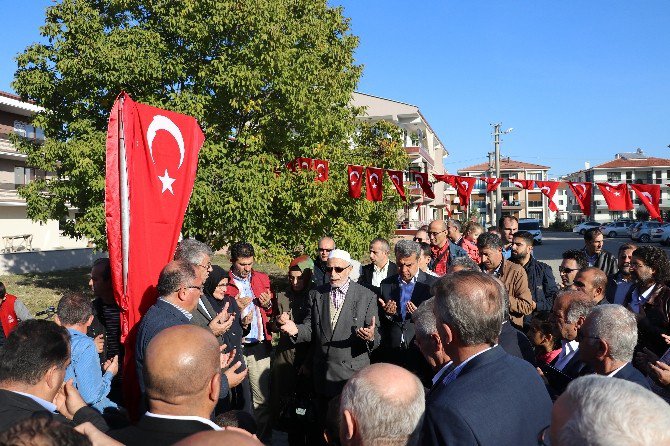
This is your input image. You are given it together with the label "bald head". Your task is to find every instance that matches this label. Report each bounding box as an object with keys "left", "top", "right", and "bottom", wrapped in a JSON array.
[
  {"left": 144, "top": 325, "right": 220, "bottom": 411},
  {"left": 340, "top": 363, "right": 425, "bottom": 446},
  {"left": 174, "top": 430, "right": 262, "bottom": 446},
  {"left": 573, "top": 267, "right": 607, "bottom": 304}
]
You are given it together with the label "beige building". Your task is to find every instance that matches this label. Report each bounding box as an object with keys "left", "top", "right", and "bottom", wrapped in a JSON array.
[
  {"left": 0, "top": 91, "right": 87, "bottom": 252},
  {"left": 565, "top": 149, "right": 670, "bottom": 223},
  {"left": 351, "top": 92, "right": 449, "bottom": 230},
  {"left": 458, "top": 158, "right": 554, "bottom": 227}
]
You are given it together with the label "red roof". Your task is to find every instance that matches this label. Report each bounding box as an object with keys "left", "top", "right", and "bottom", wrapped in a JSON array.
[
  {"left": 0, "top": 91, "right": 22, "bottom": 100},
  {"left": 593, "top": 157, "right": 670, "bottom": 169},
  {"left": 458, "top": 158, "right": 550, "bottom": 173}
]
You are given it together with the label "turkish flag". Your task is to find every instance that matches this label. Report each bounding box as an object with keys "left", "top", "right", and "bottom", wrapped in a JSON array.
[
  {"left": 313, "top": 159, "right": 329, "bottom": 182},
  {"left": 433, "top": 173, "right": 457, "bottom": 189},
  {"left": 386, "top": 169, "right": 406, "bottom": 201},
  {"left": 455, "top": 176, "right": 476, "bottom": 207},
  {"left": 596, "top": 183, "right": 633, "bottom": 211},
  {"left": 106, "top": 92, "right": 203, "bottom": 416},
  {"left": 413, "top": 171, "right": 435, "bottom": 199},
  {"left": 536, "top": 181, "right": 560, "bottom": 212},
  {"left": 567, "top": 182, "right": 593, "bottom": 217},
  {"left": 297, "top": 157, "right": 313, "bottom": 170},
  {"left": 347, "top": 165, "right": 364, "bottom": 198},
  {"left": 483, "top": 177, "right": 504, "bottom": 192},
  {"left": 631, "top": 184, "right": 662, "bottom": 222},
  {"left": 511, "top": 179, "right": 535, "bottom": 190},
  {"left": 366, "top": 167, "right": 384, "bottom": 201}
]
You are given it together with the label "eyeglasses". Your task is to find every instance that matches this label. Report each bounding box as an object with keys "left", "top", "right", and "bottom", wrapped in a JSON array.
[
  {"left": 559, "top": 266, "right": 579, "bottom": 273},
  {"left": 215, "top": 283, "right": 228, "bottom": 288},
  {"left": 319, "top": 248, "right": 334, "bottom": 252},
  {"left": 197, "top": 262, "right": 212, "bottom": 270},
  {"left": 326, "top": 265, "right": 351, "bottom": 274},
  {"left": 185, "top": 285, "right": 203, "bottom": 291},
  {"left": 537, "top": 425, "right": 551, "bottom": 445},
  {"left": 428, "top": 230, "right": 446, "bottom": 237},
  {"left": 413, "top": 237, "right": 425, "bottom": 242}
]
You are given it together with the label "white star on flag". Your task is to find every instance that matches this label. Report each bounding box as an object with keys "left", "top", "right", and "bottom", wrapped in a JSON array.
[
  {"left": 158, "top": 169, "right": 176, "bottom": 194},
  {"left": 613, "top": 192, "right": 620, "bottom": 196}
]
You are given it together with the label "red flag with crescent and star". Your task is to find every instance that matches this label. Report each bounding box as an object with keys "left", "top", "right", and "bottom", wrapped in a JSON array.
[
  {"left": 483, "top": 177, "right": 504, "bottom": 193},
  {"left": 313, "top": 159, "right": 329, "bottom": 182},
  {"left": 413, "top": 171, "right": 435, "bottom": 199},
  {"left": 631, "top": 184, "right": 662, "bottom": 221},
  {"left": 511, "top": 179, "right": 535, "bottom": 190},
  {"left": 347, "top": 165, "right": 364, "bottom": 198},
  {"left": 433, "top": 173, "right": 457, "bottom": 189},
  {"left": 386, "top": 169, "right": 406, "bottom": 201},
  {"left": 535, "top": 181, "right": 560, "bottom": 212},
  {"left": 455, "top": 176, "right": 476, "bottom": 207},
  {"left": 105, "top": 92, "right": 204, "bottom": 415},
  {"left": 596, "top": 183, "right": 633, "bottom": 211},
  {"left": 365, "top": 167, "right": 384, "bottom": 201},
  {"left": 567, "top": 182, "right": 592, "bottom": 216}
]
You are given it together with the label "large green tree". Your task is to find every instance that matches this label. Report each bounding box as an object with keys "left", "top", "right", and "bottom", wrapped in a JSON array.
[{"left": 13, "top": 0, "right": 408, "bottom": 264}]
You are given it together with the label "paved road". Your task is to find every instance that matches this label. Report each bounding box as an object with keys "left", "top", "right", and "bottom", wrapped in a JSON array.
[{"left": 533, "top": 231, "right": 670, "bottom": 279}]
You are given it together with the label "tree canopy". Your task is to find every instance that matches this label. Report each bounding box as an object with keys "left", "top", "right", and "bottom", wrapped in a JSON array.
[{"left": 13, "top": 0, "right": 408, "bottom": 264}]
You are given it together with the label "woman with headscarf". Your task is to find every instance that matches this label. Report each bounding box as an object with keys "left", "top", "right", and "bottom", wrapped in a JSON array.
[
  {"left": 203, "top": 265, "right": 253, "bottom": 414},
  {"left": 270, "top": 255, "right": 314, "bottom": 444}
]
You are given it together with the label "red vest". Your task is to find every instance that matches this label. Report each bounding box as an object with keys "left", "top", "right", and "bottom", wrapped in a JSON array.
[{"left": 0, "top": 294, "right": 19, "bottom": 337}]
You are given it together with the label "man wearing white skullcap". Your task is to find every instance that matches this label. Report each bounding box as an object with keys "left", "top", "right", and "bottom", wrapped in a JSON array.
[{"left": 278, "top": 247, "right": 379, "bottom": 418}]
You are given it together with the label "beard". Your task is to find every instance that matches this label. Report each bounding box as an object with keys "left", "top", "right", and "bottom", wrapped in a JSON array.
[{"left": 510, "top": 251, "right": 526, "bottom": 262}]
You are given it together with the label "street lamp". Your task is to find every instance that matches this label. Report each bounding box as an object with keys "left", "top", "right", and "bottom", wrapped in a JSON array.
[{"left": 491, "top": 123, "right": 513, "bottom": 225}]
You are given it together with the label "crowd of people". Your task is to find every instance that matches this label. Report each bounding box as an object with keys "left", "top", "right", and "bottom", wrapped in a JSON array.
[{"left": 2, "top": 216, "right": 670, "bottom": 445}]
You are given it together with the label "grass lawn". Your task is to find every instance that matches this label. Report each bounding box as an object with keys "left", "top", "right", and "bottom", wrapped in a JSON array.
[{"left": 1, "top": 254, "right": 290, "bottom": 315}]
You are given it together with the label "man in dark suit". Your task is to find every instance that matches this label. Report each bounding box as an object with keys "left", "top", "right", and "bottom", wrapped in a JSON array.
[
  {"left": 110, "top": 325, "right": 222, "bottom": 445},
  {"left": 279, "top": 249, "right": 379, "bottom": 400},
  {"left": 0, "top": 320, "right": 107, "bottom": 433},
  {"left": 358, "top": 238, "right": 397, "bottom": 296},
  {"left": 377, "top": 239, "right": 436, "bottom": 372},
  {"left": 422, "top": 271, "right": 552, "bottom": 446},
  {"left": 579, "top": 304, "right": 650, "bottom": 388}
]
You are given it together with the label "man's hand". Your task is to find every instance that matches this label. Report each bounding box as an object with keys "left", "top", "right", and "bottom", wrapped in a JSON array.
[
  {"left": 536, "top": 367, "right": 549, "bottom": 385},
  {"left": 356, "top": 316, "right": 376, "bottom": 342},
  {"left": 54, "top": 379, "right": 86, "bottom": 420},
  {"left": 238, "top": 296, "right": 253, "bottom": 310},
  {"left": 662, "top": 333, "right": 670, "bottom": 345},
  {"left": 224, "top": 361, "right": 249, "bottom": 388},
  {"left": 635, "top": 347, "right": 660, "bottom": 375},
  {"left": 650, "top": 361, "right": 670, "bottom": 387},
  {"left": 209, "top": 302, "right": 234, "bottom": 336},
  {"left": 280, "top": 319, "right": 299, "bottom": 337},
  {"left": 258, "top": 290, "right": 273, "bottom": 309},
  {"left": 220, "top": 344, "right": 237, "bottom": 370},
  {"left": 75, "top": 422, "right": 124, "bottom": 446},
  {"left": 406, "top": 301, "right": 417, "bottom": 315},
  {"left": 241, "top": 312, "right": 253, "bottom": 328},
  {"left": 378, "top": 298, "right": 397, "bottom": 316},
  {"left": 94, "top": 334, "right": 104, "bottom": 354},
  {"left": 103, "top": 355, "right": 119, "bottom": 376}
]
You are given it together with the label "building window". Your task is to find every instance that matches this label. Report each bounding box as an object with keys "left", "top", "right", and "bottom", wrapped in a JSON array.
[
  {"left": 14, "top": 166, "right": 35, "bottom": 187},
  {"left": 626, "top": 171, "right": 632, "bottom": 183},
  {"left": 656, "top": 170, "right": 662, "bottom": 184},
  {"left": 527, "top": 172, "right": 542, "bottom": 181},
  {"left": 607, "top": 172, "right": 621, "bottom": 182},
  {"left": 14, "top": 121, "right": 45, "bottom": 141},
  {"left": 528, "top": 200, "right": 543, "bottom": 207},
  {"left": 558, "top": 199, "right": 564, "bottom": 205},
  {"left": 609, "top": 211, "right": 623, "bottom": 220},
  {"left": 528, "top": 211, "right": 543, "bottom": 221}
]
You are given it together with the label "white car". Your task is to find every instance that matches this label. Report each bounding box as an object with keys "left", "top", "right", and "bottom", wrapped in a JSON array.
[
  {"left": 652, "top": 223, "right": 670, "bottom": 245},
  {"left": 518, "top": 218, "right": 542, "bottom": 245},
  {"left": 572, "top": 221, "right": 602, "bottom": 235}
]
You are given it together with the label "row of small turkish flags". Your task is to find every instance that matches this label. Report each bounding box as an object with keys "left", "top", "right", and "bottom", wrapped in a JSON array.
[{"left": 285, "top": 158, "right": 664, "bottom": 221}]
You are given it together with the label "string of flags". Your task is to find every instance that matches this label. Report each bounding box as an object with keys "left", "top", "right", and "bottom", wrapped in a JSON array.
[{"left": 284, "top": 157, "right": 666, "bottom": 222}]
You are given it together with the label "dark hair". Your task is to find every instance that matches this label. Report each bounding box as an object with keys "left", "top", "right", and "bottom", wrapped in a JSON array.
[
  {"left": 0, "top": 281, "right": 6, "bottom": 299},
  {"left": 632, "top": 246, "right": 670, "bottom": 283},
  {"left": 0, "top": 414, "right": 91, "bottom": 446},
  {"left": 562, "top": 249, "right": 588, "bottom": 270},
  {"left": 618, "top": 243, "right": 638, "bottom": 255},
  {"left": 476, "top": 232, "right": 504, "bottom": 250},
  {"left": 229, "top": 242, "right": 255, "bottom": 261},
  {"left": 56, "top": 293, "right": 93, "bottom": 326},
  {"left": 0, "top": 320, "right": 70, "bottom": 385},
  {"left": 156, "top": 261, "right": 197, "bottom": 297},
  {"left": 513, "top": 230, "right": 534, "bottom": 246},
  {"left": 530, "top": 311, "right": 561, "bottom": 350},
  {"left": 419, "top": 242, "right": 432, "bottom": 257},
  {"left": 91, "top": 257, "right": 111, "bottom": 281},
  {"left": 203, "top": 265, "right": 228, "bottom": 297},
  {"left": 498, "top": 215, "right": 518, "bottom": 230},
  {"left": 584, "top": 227, "right": 603, "bottom": 242},
  {"left": 214, "top": 410, "right": 257, "bottom": 434}
]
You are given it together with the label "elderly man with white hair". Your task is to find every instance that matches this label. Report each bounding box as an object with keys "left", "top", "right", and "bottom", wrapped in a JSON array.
[
  {"left": 339, "top": 363, "right": 424, "bottom": 446},
  {"left": 279, "top": 248, "right": 379, "bottom": 412},
  {"left": 545, "top": 375, "right": 670, "bottom": 446}
]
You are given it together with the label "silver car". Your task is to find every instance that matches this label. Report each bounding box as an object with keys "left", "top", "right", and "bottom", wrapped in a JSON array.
[
  {"left": 631, "top": 221, "right": 663, "bottom": 243},
  {"left": 599, "top": 221, "right": 633, "bottom": 238}
]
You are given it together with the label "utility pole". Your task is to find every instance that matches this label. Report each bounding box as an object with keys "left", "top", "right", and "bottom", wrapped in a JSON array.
[{"left": 491, "top": 123, "right": 513, "bottom": 226}]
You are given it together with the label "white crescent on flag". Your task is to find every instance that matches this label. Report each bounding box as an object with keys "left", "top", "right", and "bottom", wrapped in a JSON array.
[
  {"left": 513, "top": 181, "right": 522, "bottom": 188},
  {"left": 577, "top": 184, "right": 587, "bottom": 195},
  {"left": 391, "top": 174, "right": 400, "bottom": 185},
  {"left": 316, "top": 162, "right": 325, "bottom": 177},
  {"left": 540, "top": 186, "right": 550, "bottom": 194},
  {"left": 349, "top": 170, "right": 360, "bottom": 185},
  {"left": 370, "top": 173, "right": 379, "bottom": 188},
  {"left": 147, "top": 115, "right": 185, "bottom": 195},
  {"left": 460, "top": 180, "right": 470, "bottom": 190},
  {"left": 642, "top": 192, "right": 653, "bottom": 203},
  {"left": 301, "top": 161, "right": 310, "bottom": 169}
]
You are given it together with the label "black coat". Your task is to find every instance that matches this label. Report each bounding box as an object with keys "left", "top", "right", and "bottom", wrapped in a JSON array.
[
  {"left": 313, "top": 259, "right": 330, "bottom": 288},
  {"left": 522, "top": 257, "right": 558, "bottom": 312},
  {"left": 359, "top": 261, "right": 398, "bottom": 296},
  {"left": 594, "top": 250, "right": 618, "bottom": 277},
  {"left": 498, "top": 321, "right": 537, "bottom": 367},
  {"left": 0, "top": 389, "right": 108, "bottom": 433},
  {"left": 109, "top": 414, "right": 214, "bottom": 445}
]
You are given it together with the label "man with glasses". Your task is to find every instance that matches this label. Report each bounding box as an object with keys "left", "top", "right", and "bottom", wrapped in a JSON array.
[
  {"left": 559, "top": 250, "right": 587, "bottom": 290},
  {"left": 278, "top": 249, "right": 379, "bottom": 425},
  {"left": 427, "top": 219, "right": 467, "bottom": 276},
  {"left": 314, "top": 236, "right": 335, "bottom": 287},
  {"left": 413, "top": 227, "right": 429, "bottom": 244}
]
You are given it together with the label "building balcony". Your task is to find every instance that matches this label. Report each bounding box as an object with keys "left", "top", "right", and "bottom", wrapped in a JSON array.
[
  {"left": 405, "top": 146, "right": 434, "bottom": 169},
  {"left": 0, "top": 188, "right": 26, "bottom": 207},
  {"left": 502, "top": 200, "right": 524, "bottom": 210}
]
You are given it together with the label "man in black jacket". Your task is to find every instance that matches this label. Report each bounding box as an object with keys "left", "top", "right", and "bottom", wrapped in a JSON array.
[
  {"left": 583, "top": 228, "right": 617, "bottom": 277},
  {"left": 510, "top": 231, "right": 559, "bottom": 313},
  {"left": 359, "top": 238, "right": 397, "bottom": 296},
  {"left": 0, "top": 320, "right": 108, "bottom": 433}
]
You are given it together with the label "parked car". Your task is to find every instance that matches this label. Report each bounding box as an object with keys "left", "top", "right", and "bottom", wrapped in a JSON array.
[
  {"left": 518, "top": 218, "right": 543, "bottom": 245},
  {"left": 572, "top": 221, "right": 602, "bottom": 235},
  {"left": 652, "top": 223, "right": 670, "bottom": 245},
  {"left": 600, "top": 221, "right": 634, "bottom": 238},
  {"left": 631, "top": 221, "right": 663, "bottom": 243}
]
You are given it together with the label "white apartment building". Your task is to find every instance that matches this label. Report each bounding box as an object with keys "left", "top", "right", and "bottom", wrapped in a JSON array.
[
  {"left": 351, "top": 92, "right": 449, "bottom": 230},
  {"left": 565, "top": 149, "right": 670, "bottom": 223}
]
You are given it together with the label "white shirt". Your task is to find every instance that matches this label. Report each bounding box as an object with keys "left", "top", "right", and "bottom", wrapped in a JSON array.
[
  {"left": 371, "top": 261, "right": 390, "bottom": 288},
  {"left": 432, "top": 361, "right": 454, "bottom": 386},
  {"left": 145, "top": 412, "right": 221, "bottom": 430},
  {"left": 630, "top": 284, "right": 655, "bottom": 314},
  {"left": 606, "top": 363, "right": 628, "bottom": 377},
  {"left": 554, "top": 339, "right": 579, "bottom": 371},
  {"left": 11, "top": 391, "right": 57, "bottom": 413}
]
